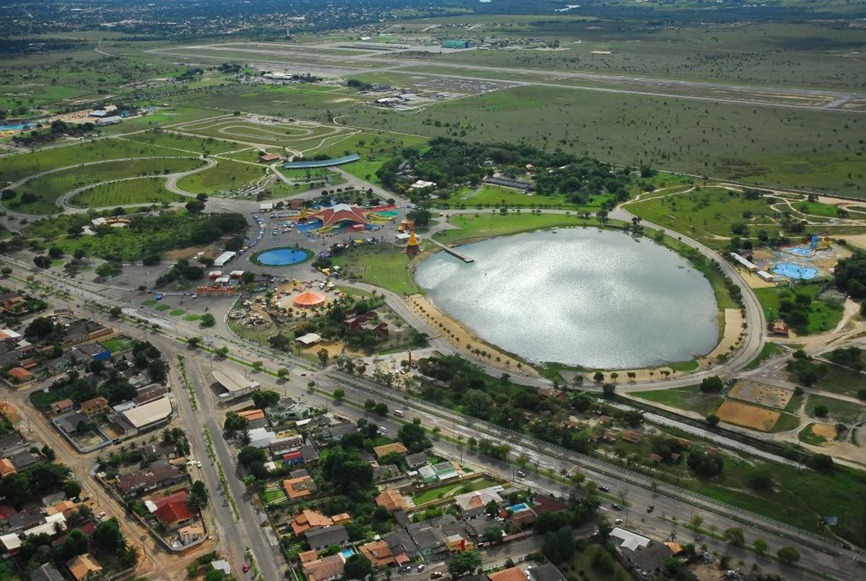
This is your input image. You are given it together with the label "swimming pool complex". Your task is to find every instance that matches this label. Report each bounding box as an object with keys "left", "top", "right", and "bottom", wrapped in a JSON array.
[{"left": 773, "top": 262, "right": 818, "bottom": 280}]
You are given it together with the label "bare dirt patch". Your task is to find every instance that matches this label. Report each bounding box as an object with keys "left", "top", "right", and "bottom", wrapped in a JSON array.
[
  {"left": 716, "top": 400, "right": 780, "bottom": 431},
  {"left": 728, "top": 380, "right": 794, "bottom": 410},
  {"left": 811, "top": 423, "right": 837, "bottom": 440}
]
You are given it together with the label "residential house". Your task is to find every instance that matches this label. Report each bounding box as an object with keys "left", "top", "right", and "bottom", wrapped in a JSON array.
[
  {"left": 152, "top": 490, "right": 196, "bottom": 530},
  {"left": 405, "top": 452, "right": 428, "bottom": 469},
  {"left": 178, "top": 524, "right": 205, "bottom": 545},
  {"left": 290, "top": 509, "right": 350, "bottom": 536},
  {"left": 74, "top": 343, "right": 111, "bottom": 362},
  {"left": 66, "top": 553, "right": 102, "bottom": 581},
  {"left": 30, "top": 563, "right": 66, "bottom": 581},
  {"left": 621, "top": 540, "right": 673, "bottom": 578},
  {"left": 305, "top": 525, "right": 348, "bottom": 551},
  {"left": 488, "top": 567, "right": 529, "bottom": 581},
  {"left": 300, "top": 445, "right": 319, "bottom": 465},
  {"left": 528, "top": 565, "right": 565, "bottom": 581},
  {"left": 508, "top": 509, "right": 536, "bottom": 531},
  {"left": 445, "top": 533, "right": 474, "bottom": 553},
  {"left": 532, "top": 495, "right": 568, "bottom": 515},
  {"left": 373, "top": 442, "right": 408, "bottom": 459},
  {"left": 10, "top": 450, "right": 44, "bottom": 472},
  {"left": 116, "top": 464, "right": 185, "bottom": 496},
  {"left": 375, "top": 489, "right": 412, "bottom": 512},
  {"left": 283, "top": 475, "right": 318, "bottom": 501},
  {"left": 6, "top": 367, "right": 34, "bottom": 385},
  {"left": 322, "top": 423, "right": 357, "bottom": 442},
  {"left": 270, "top": 435, "right": 305, "bottom": 457},
  {"left": 454, "top": 487, "right": 502, "bottom": 517},
  {"left": 50, "top": 400, "right": 74, "bottom": 415},
  {"left": 406, "top": 525, "right": 446, "bottom": 557},
  {"left": 359, "top": 539, "right": 396, "bottom": 567},
  {"left": 302, "top": 554, "right": 344, "bottom": 581},
  {"left": 238, "top": 409, "right": 268, "bottom": 429},
  {"left": 382, "top": 530, "right": 418, "bottom": 564},
  {"left": 79, "top": 397, "right": 109, "bottom": 418},
  {"left": 0, "top": 459, "right": 15, "bottom": 478}
]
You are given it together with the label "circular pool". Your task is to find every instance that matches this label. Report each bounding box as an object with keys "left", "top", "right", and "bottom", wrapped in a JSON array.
[
  {"left": 252, "top": 247, "right": 312, "bottom": 266},
  {"left": 414, "top": 228, "right": 719, "bottom": 369},
  {"left": 773, "top": 262, "right": 818, "bottom": 280}
]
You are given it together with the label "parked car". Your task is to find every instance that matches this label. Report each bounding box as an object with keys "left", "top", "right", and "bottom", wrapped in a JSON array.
[
  {"left": 611, "top": 504, "right": 623, "bottom": 511},
  {"left": 430, "top": 573, "right": 443, "bottom": 579},
  {"left": 96, "top": 512, "right": 107, "bottom": 520},
  {"left": 242, "top": 564, "right": 250, "bottom": 573},
  {"left": 418, "top": 565, "right": 426, "bottom": 572},
  {"left": 598, "top": 485, "right": 609, "bottom": 492},
  {"left": 516, "top": 470, "right": 526, "bottom": 478},
  {"left": 646, "top": 505, "right": 655, "bottom": 513},
  {"left": 614, "top": 518, "right": 623, "bottom": 525}
]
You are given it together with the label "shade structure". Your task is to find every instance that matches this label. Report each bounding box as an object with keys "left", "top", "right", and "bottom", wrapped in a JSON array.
[
  {"left": 293, "top": 291, "right": 326, "bottom": 307},
  {"left": 313, "top": 204, "right": 369, "bottom": 229}
]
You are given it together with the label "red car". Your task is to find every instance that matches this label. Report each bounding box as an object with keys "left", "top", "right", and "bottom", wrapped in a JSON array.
[{"left": 242, "top": 564, "right": 250, "bottom": 573}]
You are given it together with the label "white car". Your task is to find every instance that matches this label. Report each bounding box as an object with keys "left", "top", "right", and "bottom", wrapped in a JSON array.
[{"left": 97, "top": 512, "right": 107, "bottom": 520}]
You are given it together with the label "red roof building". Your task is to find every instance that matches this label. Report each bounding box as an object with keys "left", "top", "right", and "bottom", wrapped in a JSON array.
[
  {"left": 312, "top": 204, "right": 369, "bottom": 229},
  {"left": 153, "top": 490, "right": 195, "bottom": 529}
]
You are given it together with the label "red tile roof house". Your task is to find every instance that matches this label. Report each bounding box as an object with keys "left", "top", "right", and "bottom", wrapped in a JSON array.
[
  {"left": 152, "top": 490, "right": 196, "bottom": 530},
  {"left": 6, "top": 367, "right": 34, "bottom": 385}
]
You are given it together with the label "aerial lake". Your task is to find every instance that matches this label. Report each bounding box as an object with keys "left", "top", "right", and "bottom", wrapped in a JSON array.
[{"left": 414, "top": 228, "right": 718, "bottom": 369}]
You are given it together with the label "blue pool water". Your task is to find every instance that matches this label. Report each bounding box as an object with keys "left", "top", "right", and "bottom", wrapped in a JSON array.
[
  {"left": 773, "top": 262, "right": 818, "bottom": 280},
  {"left": 0, "top": 124, "right": 36, "bottom": 131},
  {"left": 786, "top": 247, "right": 813, "bottom": 257},
  {"left": 297, "top": 219, "right": 323, "bottom": 232},
  {"left": 340, "top": 549, "right": 355, "bottom": 559},
  {"left": 255, "top": 248, "right": 310, "bottom": 266},
  {"left": 507, "top": 503, "right": 530, "bottom": 512}
]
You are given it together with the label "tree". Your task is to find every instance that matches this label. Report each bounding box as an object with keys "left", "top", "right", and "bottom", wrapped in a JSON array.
[
  {"left": 700, "top": 376, "right": 724, "bottom": 393},
  {"left": 482, "top": 526, "right": 503, "bottom": 544},
  {"left": 595, "top": 516, "right": 613, "bottom": 541},
  {"left": 109, "top": 306, "right": 122, "bottom": 318},
  {"left": 777, "top": 546, "right": 800, "bottom": 565},
  {"left": 814, "top": 404, "right": 829, "bottom": 418},
  {"left": 224, "top": 412, "right": 249, "bottom": 437},
  {"left": 277, "top": 367, "right": 289, "bottom": 380},
  {"left": 542, "top": 526, "right": 576, "bottom": 564},
  {"left": 187, "top": 336, "right": 202, "bottom": 348},
  {"left": 705, "top": 414, "right": 720, "bottom": 427},
  {"left": 185, "top": 199, "right": 206, "bottom": 214},
  {"left": 602, "top": 383, "right": 616, "bottom": 398},
  {"left": 33, "top": 255, "right": 51, "bottom": 269},
  {"left": 753, "top": 539, "right": 768, "bottom": 556},
  {"left": 398, "top": 420, "right": 431, "bottom": 453},
  {"left": 93, "top": 519, "right": 124, "bottom": 554},
  {"left": 593, "top": 371, "right": 605, "bottom": 383},
  {"left": 723, "top": 527, "right": 745, "bottom": 547},
  {"left": 25, "top": 317, "right": 55, "bottom": 339},
  {"left": 448, "top": 550, "right": 481, "bottom": 578},
  {"left": 63, "top": 480, "right": 83, "bottom": 500},
  {"left": 252, "top": 390, "right": 280, "bottom": 409},
  {"left": 344, "top": 554, "right": 373, "bottom": 580},
  {"left": 55, "top": 528, "right": 89, "bottom": 561},
  {"left": 188, "top": 480, "right": 209, "bottom": 510},
  {"left": 333, "top": 388, "right": 346, "bottom": 401},
  {"left": 318, "top": 348, "right": 329, "bottom": 367},
  {"left": 199, "top": 313, "right": 216, "bottom": 328},
  {"left": 95, "top": 261, "right": 122, "bottom": 279}
]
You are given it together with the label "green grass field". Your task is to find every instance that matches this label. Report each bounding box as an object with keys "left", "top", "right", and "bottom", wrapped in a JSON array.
[
  {"left": 627, "top": 187, "right": 778, "bottom": 248},
  {"left": 793, "top": 201, "right": 843, "bottom": 218},
  {"left": 443, "top": 185, "right": 610, "bottom": 210},
  {"left": 745, "top": 342, "right": 785, "bottom": 370},
  {"left": 122, "top": 129, "right": 239, "bottom": 155},
  {"left": 753, "top": 285, "right": 844, "bottom": 335},
  {"left": 331, "top": 244, "right": 420, "bottom": 295},
  {"left": 69, "top": 178, "right": 185, "bottom": 208},
  {"left": 11, "top": 157, "right": 205, "bottom": 214},
  {"left": 175, "top": 158, "right": 266, "bottom": 194},
  {"left": 810, "top": 363, "right": 866, "bottom": 398},
  {"left": 571, "top": 543, "right": 632, "bottom": 581},
  {"left": 632, "top": 387, "right": 722, "bottom": 416},
  {"left": 806, "top": 394, "right": 866, "bottom": 425},
  {"left": 433, "top": 213, "right": 598, "bottom": 246},
  {"left": 173, "top": 116, "right": 348, "bottom": 148}
]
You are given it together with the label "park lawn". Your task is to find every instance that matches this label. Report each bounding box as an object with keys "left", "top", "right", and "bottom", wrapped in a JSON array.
[
  {"left": 627, "top": 187, "right": 777, "bottom": 247},
  {"left": 446, "top": 186, "right": 611, "bottom": 210},
  {"left": 753, "top": 285, "right": 844, "bottom": 335},
  {"left": 667, "top": 360, "right": 700, "bottom": 372},
  {"left": 260, "top": 489, "right": 287, "bottom": 504},
  {"left": 331, "top": 244, "right": 421, "bottom": 295},
  {"left": 632, "top": 387, "right": 722, "bottom": 416},
  {"left": 13, "top": 157, "right": 204, "bottom": 214},
  {"left": 571, "top": 543, "right": 632, "bottom": 581},
  {"left": 806, "top": 394, "right": 866, "bottom": 424},
  {"left": 341, "top": 159, "right": 387, "bottom": 184},
  {"left": 799, "top": 423, "right": 829, "bottom": 446},
  {"left": 769, "top": 412, "right": 801, "bottom": 433},
  {"left": 314, "top": 129, "right": 426, "bottom": 159},
  {"left": 682, "top": 456, "right": 865, "bottom": 543},
  {"left": 793, "top": 201, "right": 842, "bottom": 218},
  {"left": 412, "top": 478, "right": 498, "bottom": 505},
  {"left": 102, "top": 337, "right": 135, "bottom": 353},
  {"left": 69, "top": 178, "right": 185, "bottom": 208},
  {"left": 745, "top": 342, "right": 785, "bottom": 370},
  {"left": 433, "top": 213, "right": 600, "bottom": 246},
  {"left": 122, "top": 130, "right": 239, "bottom": 155},
  {"left": 175, "top": 158, "right": 266, "bottom": 194}
]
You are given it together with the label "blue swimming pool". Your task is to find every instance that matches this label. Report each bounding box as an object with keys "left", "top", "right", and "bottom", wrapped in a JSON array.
[
  {"left": 253, "top": 248, "right": 311, "bottom": 266},
  {"left": 773, "top": 262, "right": 818, "bottom": 280},
  {"left": 297, "top": 219, "right": 323, "bottom": 232},
  {"left": 0, "top": 123, "right": 36, "bottom": 131},
  {"left": 507, "top": 503, "right": 530, "bottom": 512},
  {"left": 786, "top": 247, "right": 813, "bottom": 257},
  {"left": 340, "top": 549, "right": 355, "bottom": 559}
]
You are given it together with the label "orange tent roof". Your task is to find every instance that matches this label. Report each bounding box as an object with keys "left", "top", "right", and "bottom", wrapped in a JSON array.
[
  {"left": 293, "top": 291, "right": 326, "bottom": 306},
  {"left": 313, "top": 204, "right": 368, "bottom": 229}
]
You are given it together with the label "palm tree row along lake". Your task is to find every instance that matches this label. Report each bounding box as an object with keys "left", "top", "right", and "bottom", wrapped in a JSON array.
[{"left": 414, "top": 228, "right": 719, "bottom": 369}]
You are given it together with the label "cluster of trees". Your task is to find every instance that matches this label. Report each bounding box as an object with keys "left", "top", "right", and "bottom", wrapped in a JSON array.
[
  {"left": 686, "top": 450, "right": 724, "bottom": 478},
  {"left": 786, "top": 349, "right": 827, "bottom": 387},
  {"left": 155, "top": 258, "right": 205, "bottom": 286},
  {"left": 533, "top": 157, "right": 634, "bottom": 204},
  {"left": 282, "top": 297, "right": 389, "bottom": 353},
  {"left": 0, "top": 462, "right": 74, "bottom": 508},
  {"left": 12, "top": 119, "right": 96, "bottom": 147},
  {"left": 826, "top": 346, "right": 863, "bottom": 371},
  {"left": 774, "top": 288, "right": 820, "bottom": 332},
  {"left": 834, "top": 253, "right": 866, "bottom": 299}
]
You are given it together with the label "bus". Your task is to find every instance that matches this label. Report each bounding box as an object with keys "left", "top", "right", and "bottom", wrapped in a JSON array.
[{"left": 393, "top": 409, "right": 404, "bottom": 417}]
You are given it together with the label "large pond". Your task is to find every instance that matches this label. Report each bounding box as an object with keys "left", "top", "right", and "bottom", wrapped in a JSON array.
[{"left": 414, "top": 228, "right": 718, "bottom": 369}]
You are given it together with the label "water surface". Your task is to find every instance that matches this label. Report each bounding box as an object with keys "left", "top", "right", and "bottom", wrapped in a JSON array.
[{"left": 414, "top": 228, "right": 718, "bottom": 368}]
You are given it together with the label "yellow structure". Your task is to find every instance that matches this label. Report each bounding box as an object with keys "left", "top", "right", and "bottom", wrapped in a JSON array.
[{"left": 405, "top": 229, "right": 420, "bottom": 257}]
